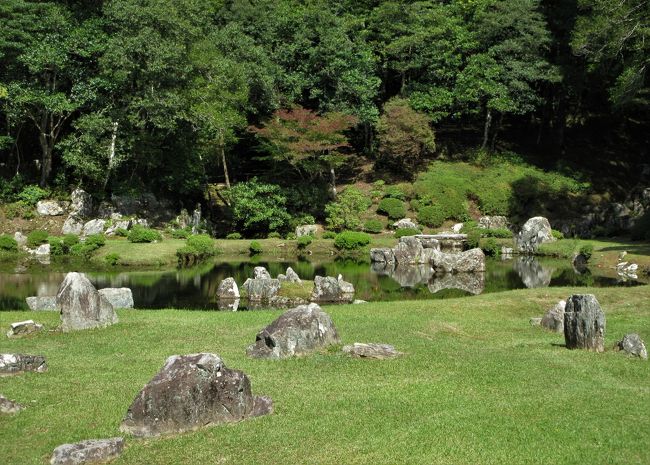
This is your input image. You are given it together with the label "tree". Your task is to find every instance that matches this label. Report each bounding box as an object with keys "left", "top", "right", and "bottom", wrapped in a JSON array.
[
  {"left": 250, "top": 107, "right": 358, "bottom": 198},
  {"left": 228, "top": 178, "right": 291, "bottom": 235},
  {"left": 376, "top": 97, "right": 435, "bottom": 177}
]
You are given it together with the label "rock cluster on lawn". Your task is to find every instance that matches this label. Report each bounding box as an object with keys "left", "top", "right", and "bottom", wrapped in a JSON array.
[
  {"left": 120, "top": 353, "right": 272, "bottom": 437},
  {"left": 0, "top": 394, "right": 24, "bottom": 414},
  {"left": 342, "top": 343, "right": 402, "bottom": 359},
  {"left": 247, "top": 303, "right": 340, "bottom": 359},
  {"left": 614, "top": 333, "right": 647, "bottom": 360},
  {"left": 98, "top": 288, "right": 134, "bottom": 309},
  {"left": 57, "top": 273, "right": 118, "bottom": 332},
  {"left": 516, "top": 216, "right": 555, "bottom": 253},
  {"left": 564, "top": 294, "right": 605, "bottom": 352},
  {"left": 540, "top": 300, "right": 566, "bottom": 333},
  {"left": 310, "top": 275, "right": 354, "bottom": 303},
  {"left": 6, "top": 320, "right": 43, "bottom": 338},
  {"left": 50, "top": 437, "right": 124, "bottom": 465},
  {"left": 0, "top": 353, "right": 47, "bottom": 375}
]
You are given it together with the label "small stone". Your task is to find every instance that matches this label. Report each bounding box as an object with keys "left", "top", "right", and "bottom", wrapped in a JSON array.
[
  {"left": 614, "top": 333, "right": 647, "bottom": 360},
  {"left": 393, "top": 218, "right": 419, "bottom": 230},
  {"left": 0, "top": 353, "right": 47, "bottom": 375},
  {"left": 353, "top": 300, "right": 367, "bottom": 304},
  {"left": 541, "top": 300, "right": 566, "bottom": 333},
  {"left": 37, "top": 200, "right": 66, "bottom": 216},
  {"left": 0, "top": 394, "right": 24, "bottom": 414},
  {"left": 7, "top": 320, "right": 44, "bottom": 338},
  {"left": 342, "top": 343, "right": 402, "bottom": 359},
  {"left": 451, "top": 223, "right": 464, "bottom": 233},
  {"left": 50, "top": 437, "right": 124, "bottom": 465}
]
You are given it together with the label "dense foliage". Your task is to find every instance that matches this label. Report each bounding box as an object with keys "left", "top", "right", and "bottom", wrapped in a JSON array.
[{"left": 334, "top": 231, "right": 371, "bottom": 250}]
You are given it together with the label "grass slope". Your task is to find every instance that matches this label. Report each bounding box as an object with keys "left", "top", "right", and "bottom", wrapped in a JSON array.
[{"left": 1, "top": 286, "right": 649, "bottom": 464}]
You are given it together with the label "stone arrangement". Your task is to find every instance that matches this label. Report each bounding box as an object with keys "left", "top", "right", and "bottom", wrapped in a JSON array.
[
  {"left": 310, "top": 275, "right": 355, "bottom": 303},
  {"left": 0, "top": 353, "right": 47, "bottom": 375},
  {"left": 50, "top": 438, "right": 125, "bottom": 465},
  {"left": 26, "top": 296, "right": 57, "bottom": 311},
  {"left": 97, "top": 288, "right": 134, "bottom": 309},
  {"left": 120, "top": 353, "right": 272, "bottom": 437},
  {"left": 57, "top": 273, "right": 118, "bottom": 332},
  {"left": 563, "top": 294, "right": 606, "bottom": 352}
]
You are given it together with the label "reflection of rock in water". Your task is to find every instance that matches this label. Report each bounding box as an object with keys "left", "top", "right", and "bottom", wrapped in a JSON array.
[
  {"left": 427, "top": 273, "right": 485, "bottom": 295},
  {"left": 371, "top": 261, "right": 395, "bottom": 276},
  {"left": 389, "top": 265, "right": 434, "bottom": 288},
  {"left": 217, "top": 299, "right": 239, "bottom": 311},
  {"left": 513, "top": 256, "right": 553, "bottom": 288}
]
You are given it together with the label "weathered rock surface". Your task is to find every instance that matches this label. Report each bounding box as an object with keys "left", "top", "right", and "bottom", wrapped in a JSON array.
[
  {"left": 393, "top": 236, "right": 436, "bottom": 265},
  {"left": 310, "top": 275, "right": 354, "bottom": 302},
  {"left": 253, "top": 266, "right": 271, "bottom": 279},
  {"left": 564, "top": 294, "right": 605, "bottom": 352},
  {"left": 82, "top": 219, "right": 106, "bottom": 236},
  {"left": 37, "top": 200, "right": 66, "bottom": 216},
  {"left": 451, "top": 223, "right": 464, "bottom": 233},
  {"left": 70, "top": 188, "right": 93, "bottom": 218},
  {"left": 50, "top": 438, "right": 124, "bottom": 465},
  {"left": 6, "top": 320, "right": 44, "bottom": 338},
  {"left": 0, "top": 353, "right": 47, "bottom": 375},
  {"left": 541, "top": 300, "right": 566, "bottom": 333},
  {"left": 57, "top": 273, "right": 118, "bottom": 332},
  {"left": 572, "top": 253, "right": 589, "bottom": 273},
  {"left": 513, "top": 256, "right": 553, "bottom": 288},
  {"left": 342, "top": 343, "right": 402, "bottom": 359},
  {"left": 14, "top": 231, "right": 27, "bottom": 248},
  {"left": 26, "top": 296, "right": 57, "bottom": 311},
  {"left": 516, "top": 216, "right": 555, "bottom": 253},
  {"left": 242, "top": 278, "right": 280, "bottom": 302},
  {"left": 427, "top": 272, "right": 485, "bottom": 295},
  {"left": 247, "top": 303, "right": 340, "bottom": 359},
  {"left": 393, "top": 218, "right": 419, "bottom": 230},
  {"left": 283, "top": 267, "right": 301, "bottom": 283},
  {"left": 62, "top": 215, "right": 84, "bottom": 235},
  {"left": 29, "top": 243, "right": 51, "bottom": 257},
  {"left": 295, "top": 224, "right": 319, "bottom": 237},
  {"left": 120, "top": 353, "right": 271, "bottom": 437},
  {"left": 614, "top": 333, "right": 648, "bottom": 360},
  {"left": 417, "top": 236, "right": 441, "bottom": 250},
  {"left": 216, "top": 278, "right": 239, "bottom": 299},
  {"left": 501, "top": 246, "right": 513, "bottom": 257},
  {"left": 478, "top": 216, "right": 510, "bottom": 230},
  {"left": 0, "top": 394, "right": 24, "bottom": 414},
  {"left": 370, "top": 248, "right": 395, "bottom": 264},
  {"left": 430, "top": 248, "right": 486, "bottom": 273},
  {"left": 98, "top": 288, "right": 134, "bottom": 309}
]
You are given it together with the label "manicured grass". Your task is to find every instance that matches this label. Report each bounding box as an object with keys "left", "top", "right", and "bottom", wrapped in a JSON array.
[
  {"left": 1, "top": 286, "right": 649, "bottom": 464},
  {"left": 93, "top": 238, "right": 186, "bottom": 267}
]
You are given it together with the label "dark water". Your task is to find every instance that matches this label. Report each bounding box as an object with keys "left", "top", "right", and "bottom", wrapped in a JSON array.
[{"left": 0, "top": 256, "right": 644, "bottom": 311}]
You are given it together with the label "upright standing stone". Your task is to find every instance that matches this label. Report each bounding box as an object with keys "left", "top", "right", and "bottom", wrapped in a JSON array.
[
  {"left": 253, "top": 266, "right": 271, "bottom": 279},
  {"left": 57, "top": 273, "right": 118, "bottom": 332},
  {"left": 564, "top": 294, "right": 605, "bottom": 352},
  {"left": 216, "top": 278, "right": 240, "bottom": 299},
  {"left": 516, "top": 216, "right": 555, "bottom": 253}
]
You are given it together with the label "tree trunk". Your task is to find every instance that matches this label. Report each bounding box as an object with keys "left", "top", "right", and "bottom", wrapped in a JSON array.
[
  {"left": 481, "top": 108, "right": 492, "bottom": 150},
  {"left": 329, "top": 166, "right": 337, "bottom": 199},
  {"left": 38, "top": 125, "right": 53, "bottom": 187},
  {"left": 103, "top": 121, "right": 119, "bottom": 191},
  {"left": 490, "top": 113, "right": 503, "bottom": 151},
  {"left": 220, "top": 143, "right": 231, "bottom": 190}
]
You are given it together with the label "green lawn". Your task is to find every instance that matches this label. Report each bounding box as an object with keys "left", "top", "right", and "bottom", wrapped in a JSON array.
[{"left": 1, "top": 286, "right": 649, "bottom": 464}]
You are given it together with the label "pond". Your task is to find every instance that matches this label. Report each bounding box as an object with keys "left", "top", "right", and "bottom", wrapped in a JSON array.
[{"left": 0, "top": 255, "right": 644, "bottom": 311}]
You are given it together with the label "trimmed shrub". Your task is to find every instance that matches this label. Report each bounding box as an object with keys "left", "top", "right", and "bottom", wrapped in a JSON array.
[
  {"left": 417, "top": 205, "right": 446, "bottom": 228},
  {"left": 84, "top": 234, "right": 106, "bottom": 248},
  {"left": 49, "top": 237, "right": 65, "bottom": 256},
  {"left": 70, "top": 243, "right": 99, "bottom": 258},
  {"left": 297, "top": 235, "right": 313, "bottom": 249},
  {"left": 17, "top": 185, "right": 49, "bottom": 205},
  {"left": 63, "top": 234, "right": 80, "bottom": 248},
  {"left": 0, "top": 235, "right": 18, "bottom": 252},
  {"left": 105, "top": 253, "right": 121, "bottom": 266},
  {"left": 395, "top": 228, "right": 420, "bottom": 239},
  {"left": 482, "top": 228, "right": 512, "bottom": 238},
  {"left": 377, "top": 198, "right": 407, "bottom": 220},
  {"left": 27, "top": 230, "right": 49, "bottom": 248},
  {"left": 364, "top": 219, "right": 383, "bottom": 234},
  {"left": 128, "top": 225, "right": 162, "bottom": 243},
  {"left": 113, "top": 228, "right": 128, "bottom": 237},
  {"left": 226, "top": 232, "right": 242, "bottom": 240},
  {"left": 325, "top": 187, "right": 372, "bottom": 231},
  {"left": 551, "top": 229, "right": 564, "bottom": 240},
  {"left": 334, "top": 231, "right": 371, "bottom": 250},
  {"left": 187, "top": 234, "right": 215, "bottom": 256},
  {"left": 249, "top": 240, "right": 263, "bottom": 255},
  {"left": 383, "top": 186, "right": 407, "bottom": 200},
  {"left": 285, "top": 232, "right": 297, "bottom": 240},
  {"left": 322, "top": 231, "right": 336, "bottom": 239}
]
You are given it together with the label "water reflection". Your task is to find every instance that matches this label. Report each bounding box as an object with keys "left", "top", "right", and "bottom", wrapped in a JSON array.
[
  {"left": 427, "top": 272, "right": 485, "bottom": 295},
  {"left": 512, "top": 256, "right": 554, "bottom": 288}
]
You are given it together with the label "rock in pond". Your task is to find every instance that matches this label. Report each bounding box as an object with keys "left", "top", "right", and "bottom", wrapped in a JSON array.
[
  {"left": 242, "top": 278, "right": 280, "bottom": 302},
  {"left": 430, "top": 248, "right": 486, "bottom": 274},
  {"left": 247, "top": 303, "right": 340, "bottom": 359},
  {"left": 516, "top": 216, "right": 555, "bottom": 253},
  {"left": 253, "top": 266, "right": 271, "bottom": 279},
  {"left": 216, "top": 277, "right": 240, "bottom": 299},
  {"left": 310, "top": 275, "right": 354, "bottom": 303},
  {"left": 98, "top": 288, "right": 134, "bottom": 309},
  {"left": 342, "top": 343, "right": 402, "bottom": 359},
  {"left": 120, "top": 353, "right": 272, "bottom": 437},
  {"left": 0, "top": 394, "right": 24, "bottom": 414},
  {"left": 50, "top": 437, "right": 124, "bottom": 465},
  {"left": 26, "top": 296, "right": 57, "bottom": 311},
  {"left": 370, "top": 247, "right": 395, "bottom": 264},
  {"left": 392, "top": 236, "right": 435, "bottom": 265},
  {"left": 0, "top": 353, "right": 47, "bottom": 375},
  {"left": 564, "top": 294, "right": 605, "bottom": 352},
  {"left": 614, "top": 333, "right": 647, "bottom": 360},
  {"left": 541, "top": 300, "right": 566, "bottom": 333},
  {"left": 57, "top": 273, "right": 118, "bottom": 332},
  {"left": 6, "top": 320, "right": 43, "bottom": 338}
]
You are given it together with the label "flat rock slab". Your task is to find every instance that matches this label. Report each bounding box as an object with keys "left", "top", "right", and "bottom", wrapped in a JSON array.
[
  {"left": 247, "top": 303, "right": 340, "bottom": 359},
  {"left": 7, "top": 320, "right": 44, "bottom": 338},
  {"left": 120, "top": 353, "right": 271, "bottom": 437},
  {"left": 50, "top": 437, "right": 124, "bottom": 465},
  {"left": 57, "top": 273, "right": 118, "bottom": 332},
  {"left": 98, "top": 288, "right": 134, "bottom": 309},
  {"left": 342, "top": 343, "right": 402, "bottom": 359},
  {"left": 26, "top": 296, "right": 57, "bottom": 311},
  {"left": 614, "top": 333, "right": 648, "bottom": 360},
  {"left": 0, "top": 353, "right": 47, "bottom": 375},
  {"left": 564, "top": 294, "right": 605, "bottom": 352},
  {"left": 0, "top": 394, "right": 24, "bottom": 414}
]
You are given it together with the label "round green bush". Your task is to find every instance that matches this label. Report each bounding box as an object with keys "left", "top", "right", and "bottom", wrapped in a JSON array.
[
  {"left": 48, "top": 237, "right": 65, "bottom": 255},
  {"left": 27, "top": 230, "right": 49, "bottom": 248},
  {"left": 297, "top": 235, "right": 313, "bottom": 249},
  {"left": 417, "top": 205, "right": 445, "bottom": 228},
  {"left": 70, "top": 243, "right": 98, "bottom": 258},
  {"left": 226, "top": 232, "right": 242, "bottom": 240},
  {"left": 285, "top": 232, "right": 297, "bottom": 240},
  {"left": 377, "top": 198, "right": 407, "bottom": 220},
  {"left": 84, "top": 234, "right": 106, "bottom": 248},
  {"left": 128, "top": 225, "right": 162, "bottom": 243},
  {"left": 17, "top": 185, "right": 49, "bottom": 206},
  {"left": 334, "top": 231, "right": 371, "bottom": 250},
  {"left": 0, "top": 234, "right": 18, "bottom": 252},
  {"left": 578, "top": 244, "right": 594, "bottom": 261},
  {"left": 105, "top": 253, "right": 121, "bottom": 266},
  {"left": 383, "top": 186, "right": 407, "bottom": 200},
  {"left": 63, "top": 234, "right": 80, "bottom": 248},
  {"left": 394, "top": 228, "right": 420, "bottom": 239},
  {"left": 249, "top": 240, "right": 263, "bottom": 255},
  {"left": 364, "top": 219, "right": 383, "bottom": 234},
  {"left": 186, "top": 234, "right": 215, "bottom": 256},
  {"left": 322, "top": 231, "right": 336, "bottom": 239},
  {"left": 551, "top": 229, "right": 564, "bottom": 240}
]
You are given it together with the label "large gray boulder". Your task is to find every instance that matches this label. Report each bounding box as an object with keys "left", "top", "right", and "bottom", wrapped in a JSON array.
[
  {"left": 120, "top": 353, "right": 271, "bottom": 437},
  {"left": 370, "top": 248, "right": 395, "bottom": 264},
  {"left": 70, "top": 188, "right": 93, "bottom": 218},
  {"left": 6, "top": 320, "right": 43, "bottom": 338},
  {"left": 614, "top": 333, "right": 647, "bottom": 360},
  {"left": 516, "top": 216, "right": 555, "bottom": 253},
  {"left": 26, "top": 296, "right": 57, "bottom": 311},
  {"left": 62, "top": 215, "right": 84, "bottom": 235},
  {"left": 310, "top": 275, "right": 354, "bottom": 303},
  {"left": 253, "top": 266, "right": 271, "bottom": 279},
  {"left": 50, "top": 438, "right": 124, "bottom": 465},
  {"left": 540, "top": 300, "right": 566, "bottom": 333},
  {"left": 242, "top": 278, "right": 280, "bottom": 302},
  {"left": 427, "top": 272, "right": 485, "bottom": 295},
  {"left": 0, "top": 394, "right": 24, "bottom": 414},
  {"left": 37, "top": 200, "right": 66, "bottom": 216},
  {"left": 283, "top": 267, "right": 301, "bottom": 283},
  {"left": 216, "top": 278, "right": 239, "bottom": 299},
  {"left": 247, "top": 303, "right": 340, "bottom": 359},
  {"left": 98, "top": 288, "right": 134, "bottom": 309},
  {"left": 393, "top": 236, "right": 435, "bottom": 265},
  {"left": 564, "top": 294, "right": 605, "bottom": 352},
  {"left": 295, "top": 224, "right": 319, "bottom": 237},
  {"left": 430, "top": 248, "right": 486, "bottom": 273},
  {"left": 57, "top": 273, "right": 118, "bottom": 332},
  {"left": 342, "top": 343, "right": 402, "bottom": 360},
  {"left": 82, "top": 219, "right": 106, "bottom": 236},
  {"left": 0, "top": 353, "right": 47, "bottom": 375}
]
